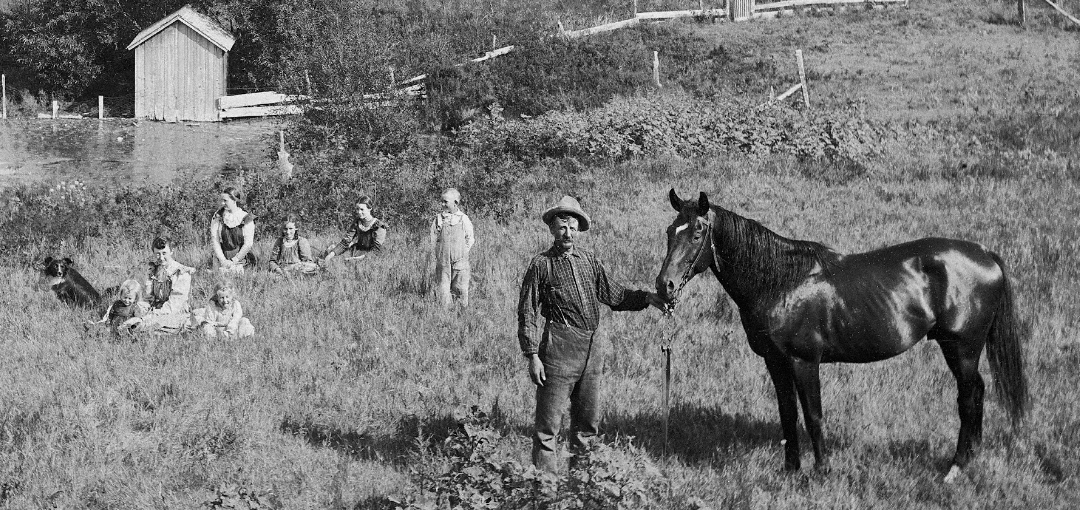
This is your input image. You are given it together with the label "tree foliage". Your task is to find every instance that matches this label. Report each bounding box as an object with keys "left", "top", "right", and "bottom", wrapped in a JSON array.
[{"left": 0, "top": 0, "right": 294, "bottom": 97}]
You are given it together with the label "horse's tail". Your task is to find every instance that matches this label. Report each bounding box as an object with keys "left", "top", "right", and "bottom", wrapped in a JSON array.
[{"left": 986, "top": 251, "right": 1029, "bottom": 427}]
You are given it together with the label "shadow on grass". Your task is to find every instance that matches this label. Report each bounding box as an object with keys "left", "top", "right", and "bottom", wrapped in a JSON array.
[
  {"left": 604, "top": 403, "right": 781, "bottom": 468},
  {"left": 278, "top": 404, "right": 521, "bottom": 464}
]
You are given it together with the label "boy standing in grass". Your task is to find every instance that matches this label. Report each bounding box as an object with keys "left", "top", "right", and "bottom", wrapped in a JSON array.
[
  {"left": 517, "top": 196, "right": 665, "bottom": 473},
  {"left": 430, "top": 188, "right": 474, "bottom": 308}
]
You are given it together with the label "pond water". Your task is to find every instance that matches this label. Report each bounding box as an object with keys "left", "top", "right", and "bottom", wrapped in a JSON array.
[{"left": 0, "top": 118, "right": 283, "bottom": 188}]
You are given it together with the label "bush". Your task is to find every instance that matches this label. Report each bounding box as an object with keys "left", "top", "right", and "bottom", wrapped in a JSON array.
[
  {"left": 456, "top": 92, "right": 882, "bottom": 165},
  {"left": 386, "top": 406, "right": 669, "bottom": 510}
]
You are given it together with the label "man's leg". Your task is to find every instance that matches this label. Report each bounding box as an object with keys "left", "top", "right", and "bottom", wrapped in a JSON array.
[
  {"left": 568, "top": 368, "right": 602, "bottom": 461},
  {"left": 533, "top": 370, "right": 575, "bottom": 473}
]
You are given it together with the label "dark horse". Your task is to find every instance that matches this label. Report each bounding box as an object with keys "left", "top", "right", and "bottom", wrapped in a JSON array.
[{"left": 656, "top": 189, "right": 1028, "bottom": 481}]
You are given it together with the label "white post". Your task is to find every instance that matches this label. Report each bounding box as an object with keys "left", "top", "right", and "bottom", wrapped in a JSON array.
[
  {"left": 492, "top": 34, "right": 497, "bottom": 49},
  {"left": 389, "top": 67, "right": 396, "bottom": 89},
  {"left": 796, "top": 49, "right": 809, "bottom": 108},
  {"left": 98, "top": 96, "right": 104, "bottom": 119},
  {"left": 653, "top": 51, "right": 661, "bottom": 87},
  {"left": 1, "top": 74, "right": 6, "bottom": 119},
  {"left": 52, "top": 100, "right": 58, "bottom": 119},
  {"left": 634, "top": 0, "right": 639, "bottom": 16}
]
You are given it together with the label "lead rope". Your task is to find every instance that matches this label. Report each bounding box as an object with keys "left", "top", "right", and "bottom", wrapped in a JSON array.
[{"left": 660, "top": 218, "right": 710, "bottom": 464}]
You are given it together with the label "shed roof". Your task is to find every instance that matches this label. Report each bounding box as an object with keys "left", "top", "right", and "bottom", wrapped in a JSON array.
[{"left": 126, "top": 5, "right": 235, "bottom": 52}]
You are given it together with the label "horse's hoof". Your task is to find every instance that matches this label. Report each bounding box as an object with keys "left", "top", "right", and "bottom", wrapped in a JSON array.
[{"left": 943, "top": 465, "right": 963, "bottom": 483}]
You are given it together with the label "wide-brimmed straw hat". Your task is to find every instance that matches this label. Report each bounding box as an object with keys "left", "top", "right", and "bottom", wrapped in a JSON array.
[{"left": 542, "top": 195, "right": 591, "bottom": 231}]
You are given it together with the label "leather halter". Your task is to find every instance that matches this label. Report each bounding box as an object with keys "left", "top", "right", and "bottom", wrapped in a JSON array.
[{"left": 674, "top": 214, "right": 713, "bottom": 296}]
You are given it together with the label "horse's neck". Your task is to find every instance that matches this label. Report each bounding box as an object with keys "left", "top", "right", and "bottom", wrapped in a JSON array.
[{"left": 710, "top": 209, "right": 817, "bottom": 309}]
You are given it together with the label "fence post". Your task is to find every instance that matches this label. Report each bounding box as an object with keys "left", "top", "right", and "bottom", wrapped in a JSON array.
[
  {"left": 633, "top": 0, "right": 639, "bottom": 17},
  {"left": 389, "top": 67, "right": 396, "bottom": 89},
  {"left": 52, "top": 100, "right": 58, "bottom": 119},
  {"left": 796, "top": 49, "right": 809, "bottom": 108},
  {"left": 98, "top": 96, "right": 104, "bottom": 119},
  {"left": 1018, "top": 0, "right": 1025, "bottom": 24},
  {"left": 1, "top": 74, "right": 6, "bottom": 120},
  {"left": 653, "top": 51, "right": 661, "bottom": 87}
]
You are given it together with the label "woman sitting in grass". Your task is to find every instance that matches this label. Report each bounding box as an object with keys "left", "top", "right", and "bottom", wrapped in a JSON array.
[
  {"left": 210, "top": 186, "right": 257, "bottom": 273},
  {"left": 191, "top": 281, "right": 254, "bottom": 340},
  {"left": 323, "top": 195, "right": 387, "bottom": 264},
  {"left": 130, "top": 236, "right": 197, "bottom": 335},
  {"left": 269, "top": 220, "right": 318, "bottom": 276}
]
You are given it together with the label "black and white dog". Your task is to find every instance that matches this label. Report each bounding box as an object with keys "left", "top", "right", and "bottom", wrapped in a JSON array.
[{"left": 41, "top": 256, "right": 101, "bottom": 308}]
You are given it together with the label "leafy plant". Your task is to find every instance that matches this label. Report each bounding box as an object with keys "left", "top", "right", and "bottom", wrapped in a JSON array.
[
  {"left": 205, "top": 483, "right": 280, "bottom": 510},
  {"left": 386, "top": 406, "right": 669, "bottom": 510}
]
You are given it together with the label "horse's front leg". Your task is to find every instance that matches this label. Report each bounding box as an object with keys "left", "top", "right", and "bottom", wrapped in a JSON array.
[
  {"left": 764, "top": 354, "right": 801, "bottom": 471},
  {"left": 792, "top": 357, "right": 828, "bottom": 471}
]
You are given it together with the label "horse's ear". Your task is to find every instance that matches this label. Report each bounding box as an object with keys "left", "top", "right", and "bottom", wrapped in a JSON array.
[
  {"left": 696, "top": 192, "right": 710, "bottom": 217},
  {"left": 668, "top": 188, "right": 682, "bottom": 212}
]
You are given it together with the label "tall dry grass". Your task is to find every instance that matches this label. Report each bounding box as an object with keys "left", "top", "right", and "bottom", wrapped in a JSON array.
[{"left": 2, "top": 154, "right": 1079, "bottom": 507}]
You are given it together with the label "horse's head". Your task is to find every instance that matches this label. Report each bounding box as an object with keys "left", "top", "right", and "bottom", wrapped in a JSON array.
[{"left": 656, "top": 189, "right": 713, "bottom": 305}]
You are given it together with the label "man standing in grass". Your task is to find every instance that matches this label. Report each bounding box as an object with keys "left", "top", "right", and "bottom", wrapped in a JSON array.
[
  {"left": 430, "top": 188, "right": 475, "bottom": 309},
  {"left": 517, "top": 195, "right": 665, "bottom": 473}
]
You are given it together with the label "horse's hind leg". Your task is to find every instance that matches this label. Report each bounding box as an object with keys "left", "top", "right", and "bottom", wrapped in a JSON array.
[
  {"left": 764, "top": 354, "right": 802, "bottom": 471},
  {"left": 939, "top": 340, "right": 986, "bottom": 481},
  {"left": 792, "top": 358, "right": 828, "bottom": 470}
]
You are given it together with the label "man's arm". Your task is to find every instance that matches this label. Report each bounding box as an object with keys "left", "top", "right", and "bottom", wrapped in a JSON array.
[
  {"left": 517, "top": 259, "right": 547, "bottom": 386},
  {"left": 517, "top": 260, "right": 542, "bottom": 356},
  {"left": 592, "top": 256, "right": 650, "bottom": 311}
]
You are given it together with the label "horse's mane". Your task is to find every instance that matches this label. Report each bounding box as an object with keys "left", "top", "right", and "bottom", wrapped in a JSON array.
[{"left": 710, "top": 205, "right": 841, "bottom": 298}]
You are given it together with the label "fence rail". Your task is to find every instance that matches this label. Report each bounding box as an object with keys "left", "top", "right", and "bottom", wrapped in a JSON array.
[{"left": 214, "top": 0, "right": 907, "bottom": 119}]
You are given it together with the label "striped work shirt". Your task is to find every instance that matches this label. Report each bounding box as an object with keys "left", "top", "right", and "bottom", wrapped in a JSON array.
[{"left": 517, "top": 246, "right": 649, "bottom": 356}]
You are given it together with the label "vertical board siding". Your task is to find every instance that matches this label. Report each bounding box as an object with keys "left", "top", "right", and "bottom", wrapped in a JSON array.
[
  {"left": 134, "top": 46, "right": 144, "bottom": 118},
  {"left": 134, "top": 20, "right": 228, "bottom": 121}
]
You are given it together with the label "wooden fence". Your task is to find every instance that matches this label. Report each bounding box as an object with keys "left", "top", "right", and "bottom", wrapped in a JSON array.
[
  {"left": 214, "top": 0, "right": 907, "bottom": 119},
  {"left": 563, "top": 0, "right": 907, "bottom": 37}
]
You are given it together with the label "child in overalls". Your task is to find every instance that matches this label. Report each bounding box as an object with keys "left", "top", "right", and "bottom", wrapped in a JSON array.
[{"left": 429, "top": 188, "right": 474, "bottom": 308}]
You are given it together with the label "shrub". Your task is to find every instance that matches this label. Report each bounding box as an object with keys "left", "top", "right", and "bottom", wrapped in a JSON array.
[
  {"left": 386, "top": 406, "right": 669, "bottom": 510},
  {"left": 456, "top": 92, "right": 883, "bottom": 165}
]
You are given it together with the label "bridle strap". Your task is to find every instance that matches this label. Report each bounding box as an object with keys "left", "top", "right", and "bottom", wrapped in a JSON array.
[{"left": 675, "top": 216, "right": 712, "bottom": 296}]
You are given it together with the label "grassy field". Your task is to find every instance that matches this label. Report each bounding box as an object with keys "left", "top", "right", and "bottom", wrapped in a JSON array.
[{"left": 3, "top": 0, "right": 1080, "bottom": 508}]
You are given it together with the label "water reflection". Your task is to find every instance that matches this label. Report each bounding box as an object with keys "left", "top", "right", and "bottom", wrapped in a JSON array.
[{"left": 0, "top": 118, "right": 281, "bottom": 187}]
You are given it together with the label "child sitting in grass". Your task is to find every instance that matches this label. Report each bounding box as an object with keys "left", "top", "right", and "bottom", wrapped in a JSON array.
[
  {"left": 269, "top": 220, "right": 319, "bottom": 276},
  {"left": 191, "top": 281, "right": 254, "bottom": 340},
  {"left": 87, "top": 279, "right": 149, "bottom": 337}
]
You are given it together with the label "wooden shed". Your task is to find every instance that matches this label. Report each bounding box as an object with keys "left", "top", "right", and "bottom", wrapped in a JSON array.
[{"left": 126, "top": 5, "right": 236, "bottom": 122}]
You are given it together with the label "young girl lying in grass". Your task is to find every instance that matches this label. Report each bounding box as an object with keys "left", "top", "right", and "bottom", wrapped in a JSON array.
[{"left": 191, "top": 281, "right": 254, "bottom": 340}]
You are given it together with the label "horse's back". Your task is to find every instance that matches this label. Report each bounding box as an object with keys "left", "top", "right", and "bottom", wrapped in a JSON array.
[{"left": 767, "top": 237, "right": 1005, "bottom": 363}]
